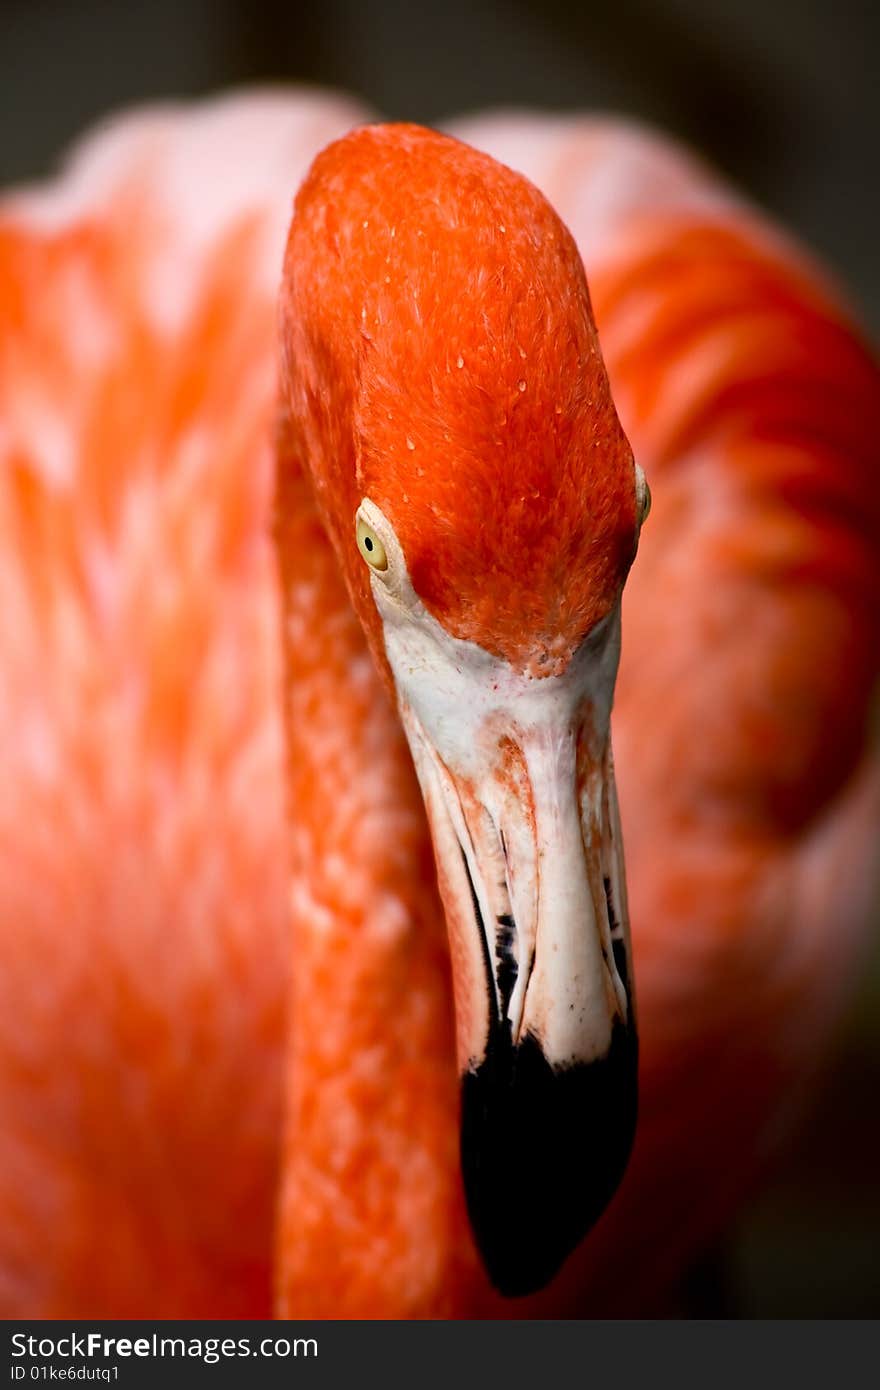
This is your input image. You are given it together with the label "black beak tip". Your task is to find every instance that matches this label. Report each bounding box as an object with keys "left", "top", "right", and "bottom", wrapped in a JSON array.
[{"left": 460, "top": 1022, "right": 638, "bottom": 1298}]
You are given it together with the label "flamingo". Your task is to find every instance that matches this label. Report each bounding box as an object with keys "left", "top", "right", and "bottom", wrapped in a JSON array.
[{"left": 0, "top": 90, "right": 877, "bottom": 1319}]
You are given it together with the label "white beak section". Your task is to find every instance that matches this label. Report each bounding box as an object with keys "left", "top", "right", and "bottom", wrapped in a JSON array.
[
  {"left": 358, "top": 497, "right": 633, "bottom": 1072},
  {"left": 395, "top": 609, "right": 632, "bottom": 1073},
  {"left": 357, "top": 497, "right": 638, "bottom": 1296}
]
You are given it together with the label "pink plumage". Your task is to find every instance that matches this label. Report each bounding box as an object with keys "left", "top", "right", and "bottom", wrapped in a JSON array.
[{"left": 1, "top": 90, "right": 877, "bottom": 1317}]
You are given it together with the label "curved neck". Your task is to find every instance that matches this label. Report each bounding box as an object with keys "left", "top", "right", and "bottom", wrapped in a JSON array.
[{"left": 273, "top": 427, "right": 490, "bottom": 1315}]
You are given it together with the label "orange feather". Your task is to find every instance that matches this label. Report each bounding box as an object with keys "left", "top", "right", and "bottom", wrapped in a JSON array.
[{"left": 0, "top": 94, "right": 877, "bottom": 1318}]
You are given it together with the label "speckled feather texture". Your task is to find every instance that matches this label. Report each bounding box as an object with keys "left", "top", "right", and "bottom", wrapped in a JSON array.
[
  {"left": 280, "top": 124, "right": 637, "bottom": 681},
  {"left": 1, "top": 90, "right": 878, "bottom": 1318}
]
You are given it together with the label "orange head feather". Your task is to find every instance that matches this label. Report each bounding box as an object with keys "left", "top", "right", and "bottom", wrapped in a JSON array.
[{"left": 280, "top": 123, "right": 638, "bottom": 675}]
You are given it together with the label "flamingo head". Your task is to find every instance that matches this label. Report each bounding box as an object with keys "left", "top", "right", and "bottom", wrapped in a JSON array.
[{"left": 280, "top": 124, "right": 649, "bottom": 1297}]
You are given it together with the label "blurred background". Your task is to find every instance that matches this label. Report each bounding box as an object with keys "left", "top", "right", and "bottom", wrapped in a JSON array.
[
  {"left": 2, "top": 0, "right": 878, "bottom": 339},
  {"left": 1, "top": 0, "right": 877, "bottom": 1315}
]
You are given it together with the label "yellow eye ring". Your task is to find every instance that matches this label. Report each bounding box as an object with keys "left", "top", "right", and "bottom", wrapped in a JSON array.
[
  {"left": 356, "top": 515, "right": 388, "bottom": 571},
  {"left": 635, "top": 465, "right": 652, "bottom": 525}
]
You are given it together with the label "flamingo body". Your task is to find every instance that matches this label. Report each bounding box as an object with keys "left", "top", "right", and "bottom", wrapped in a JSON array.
[{"left": 0, "top": 91, "right": 877, "bottom": 1317}]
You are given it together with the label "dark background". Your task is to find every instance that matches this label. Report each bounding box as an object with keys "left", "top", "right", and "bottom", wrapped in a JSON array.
[
  {"left": 2, "top": 0, "right": 878, "bottom": 339},
  {"left": 1, "top": 0, "right": 877, "bottom": 1315}
]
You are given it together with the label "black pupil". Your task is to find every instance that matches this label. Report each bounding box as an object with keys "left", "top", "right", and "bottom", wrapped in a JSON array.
[{"left": 364, "top": 536, "right": 373, "bottom": 551}]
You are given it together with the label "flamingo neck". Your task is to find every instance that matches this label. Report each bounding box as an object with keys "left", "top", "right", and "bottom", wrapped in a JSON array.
[{"left": 272, "top": 437, "right": 492, "bottom": 1316}]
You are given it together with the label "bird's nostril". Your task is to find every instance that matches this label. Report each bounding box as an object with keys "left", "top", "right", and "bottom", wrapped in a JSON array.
[
  {"left": 495, "top": 912, "right": 518, "bottom": 1020},
  {"left": 603, "top": 873, "right": 630, "bottom": 1001}
]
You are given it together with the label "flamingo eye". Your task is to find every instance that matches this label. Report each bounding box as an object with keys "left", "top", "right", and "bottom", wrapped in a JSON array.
[
  {"left": 356, "top": 515, "right": 388, "bottom": 571},
  {"left": 635, "top": 464, "right": 651, "bottom": 525}
]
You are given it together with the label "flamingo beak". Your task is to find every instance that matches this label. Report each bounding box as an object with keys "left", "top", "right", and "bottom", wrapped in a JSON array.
[{"left": 394, "top": 612, "right": 638, "bottom": 1298}]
